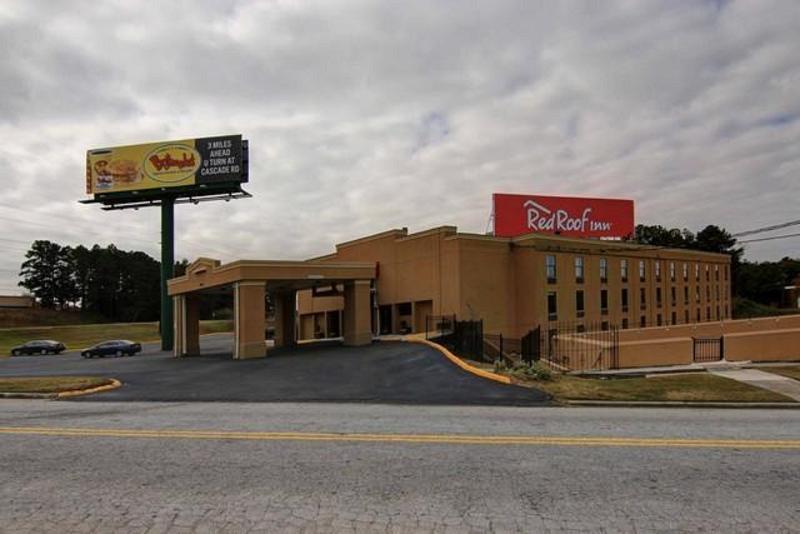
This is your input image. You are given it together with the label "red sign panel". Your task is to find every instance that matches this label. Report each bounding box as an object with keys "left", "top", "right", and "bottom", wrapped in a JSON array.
[{"left": 493, "top": 193, "right": 635, "bottom": 239}]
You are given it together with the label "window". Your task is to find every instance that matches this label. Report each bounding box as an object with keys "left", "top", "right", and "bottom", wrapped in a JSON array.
[
  {"left": 600, "top": 289, "right": 608, "bottom": 315},
  {"left": 656, "top": 287, "right": 662, "bottom": 308},
  {"left": 546, "top": 255, "right": 557, "bottom": 283},
  {"left": 640, "top": 287, "right": 646, "bottom": 309},
  {"left": 671, "top": 311, "right": 677, "bottom": 325},
  {"left": 601, "top": 321, "right": 609, "bottom": 331},
  {"left": 716, "top": 305, "right": 720, "bottom": 320},
  {"left": 706, "top": 307, "right": 711, "bottom": 321},
  {"left": 576, "top": 290, "right": 585, "bottom": 318},
  {"left": 684, "top": 310, "right": 689, "bottom": 323},
  {"left": 397, "top": 302, "right": 412, "bottom": 315},
  {"left": 621, "top": 259, "right": 629, "bottom": 282},
  {"left": 715, "top": 265, "right": 719, "bottom": 281},
  {"left": 683, "top": 263, "right": 689, "bottom": 281},
  {"left": 640, "top": 316, "right": 646, "bottom": 328},
  {"left": 715, "top": 286, "right": 719, "bottom": 300},
  {"left": 705, "top": 265, "right": 710, "bottom": 282},
  {"left": 657, "top": 314, "right": 662, "bottom": 326},
  {"left": 575, "top": 256, "right": 584, "bottom": 283},
  {"left": 671, "top": 287, "right": 677, "bottom": 306},
  {"left": 695, "top": 286, "right": 701, "bottom": 303},
  {"left": 706, "top": 286, "right": 710, "bottom": 301},
  {"left": 639, "top": 260, "right": 646, "bottom": 282},
  {"left": 622, "top": 318, "right": 629, "bottom": 329},
  {"left": 576, "top": 324, "right": 585, "bottom": 333},
  {"left": 696, "top": 309, "right": 701, "bottom": 322},
  {"left": 600, "top": 258, "right": 608, "bottom": 283},
  {"left": 684, "top": 286, "right": 689, "bottom": 305},
  {"left": 547, "top": 291, "right": 558, "bottom": 321},
  {"left": 725, "top": 265, "right": 729, "bottom": 281},
  {"left": 670, "top": 262, "right": 676, "bottom": 282},
  {"left": 655, "top": 261, "right": 661, "bottom": 281},
  {"left": 695, "top": 264, "right": 700, "bottom": 281},
  {"left": 621, "top": 288, "right": 629, "bottom": 312}
]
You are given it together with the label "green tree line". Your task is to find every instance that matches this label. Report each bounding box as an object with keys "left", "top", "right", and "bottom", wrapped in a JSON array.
[{"left": 18, "top": 240, "right": 189, "bottom": 322}]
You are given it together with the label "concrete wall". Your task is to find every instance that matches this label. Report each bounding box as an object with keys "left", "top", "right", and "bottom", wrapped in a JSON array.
[{"left": 614, "top": 315, "right": 800, "bottom": 367}]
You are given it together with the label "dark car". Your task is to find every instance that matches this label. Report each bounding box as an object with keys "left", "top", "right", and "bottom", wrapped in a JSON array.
[
  {"left": 81, "top": 340, "right": 142, "bottom": 358},
  {"left": 10, "top": 340, "right": 66, "bottom": 356}
]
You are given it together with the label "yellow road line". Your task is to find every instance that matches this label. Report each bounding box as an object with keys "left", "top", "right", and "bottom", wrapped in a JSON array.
[{"left": 0, "top": 426, "right": 798, "bottom": 449}]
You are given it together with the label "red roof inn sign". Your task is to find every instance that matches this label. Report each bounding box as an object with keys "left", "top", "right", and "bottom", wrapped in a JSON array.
[{"left": 493, "top": 193, "right": 635, "bottom": 239}]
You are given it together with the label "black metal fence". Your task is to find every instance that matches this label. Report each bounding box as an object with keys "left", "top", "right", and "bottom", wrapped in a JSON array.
[
  {"left": 427, "top": 316, "right": 485, "bottom": 362},
  {"left": 534, "top": 322, "right": 620, "bottom": 371},
  {"left": 425, "top": 315, "right": 456, "bottom": 338},
  {"left": 425, "top": 316, "right": 619, "bottom": 371},
  {"left": 693, "top": 336, "right": 724, "bottom": 362}
]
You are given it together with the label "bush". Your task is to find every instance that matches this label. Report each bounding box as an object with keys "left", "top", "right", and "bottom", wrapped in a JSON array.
[{"left": 494, "top": 360, "right": 552, "bottom": 381}]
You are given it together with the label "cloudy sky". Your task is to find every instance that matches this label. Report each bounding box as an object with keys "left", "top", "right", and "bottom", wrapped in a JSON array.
[{"left": 1, "top": 0, "right": 799, "bottom": 293}]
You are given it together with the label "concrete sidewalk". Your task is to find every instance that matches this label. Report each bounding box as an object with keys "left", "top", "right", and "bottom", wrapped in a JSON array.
[{"left": 709, "top": 369, "right": 800, "bottom": 402}]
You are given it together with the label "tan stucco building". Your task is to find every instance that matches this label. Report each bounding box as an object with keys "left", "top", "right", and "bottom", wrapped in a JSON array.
[{"left": 298, "top": 226, "right": 732, "bottom": 340}]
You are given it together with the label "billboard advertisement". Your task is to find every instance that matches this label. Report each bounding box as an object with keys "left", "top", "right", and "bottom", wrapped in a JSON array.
[
  {"left": 86, "top": 134, "right": 246, "bottom": 196},
  {"left": 493, "top": 193, "right": 635, "bottom": 239}
]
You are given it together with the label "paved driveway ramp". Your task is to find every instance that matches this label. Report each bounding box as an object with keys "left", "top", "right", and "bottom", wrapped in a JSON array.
[{"left": 0, "top": 338, "right": 548, "bottom": 405}]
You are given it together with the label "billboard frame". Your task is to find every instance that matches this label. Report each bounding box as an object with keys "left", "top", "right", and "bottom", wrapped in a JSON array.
[{"left": 80, "top": 136, "right": 251, "bottom": 351}]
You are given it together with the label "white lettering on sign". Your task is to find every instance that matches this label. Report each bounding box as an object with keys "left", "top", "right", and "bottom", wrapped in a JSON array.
[{"left": 524, "top": 200, "right": 613, "bottom": 234}]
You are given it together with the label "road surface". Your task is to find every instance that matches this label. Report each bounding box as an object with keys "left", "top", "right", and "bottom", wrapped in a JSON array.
[
  {"left": 0, "top": 401, "right": 798, "bottom": 532},
  {"left": 0, "top": 335, "right": 546, "bottom": 405}
]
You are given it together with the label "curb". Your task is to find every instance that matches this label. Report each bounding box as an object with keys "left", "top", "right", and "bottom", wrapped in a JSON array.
[
  {"left": 0, "top": 379, "right": 122, "bottom": 400},
  {"left": 406, "top": 337, "right": 512, "bottom": 385},
  {"left": 0, "top": 392, "right": 57, "bottom": 399},
  {"left": 57, "top": 378, "right": 122, "bottom": 399},
  {"left": 564, "top": 400, "right": 800, "bottom": 409}
]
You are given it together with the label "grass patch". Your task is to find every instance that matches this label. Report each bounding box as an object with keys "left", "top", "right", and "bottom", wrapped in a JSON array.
[
  {"left": 0, "top": 320, "right": 232, "bottom": 356},
  {"left": 459, "top": 355, "right": 794, "bottom": 402},
  {"left": 0, "top": 376, "right": 113, "bottom": 394},
  {"left": 761, "top": 366, "right": 800, "bottom": 382},
  {"left": 513, "top": 372, "right": 794, "bottom": 403}
]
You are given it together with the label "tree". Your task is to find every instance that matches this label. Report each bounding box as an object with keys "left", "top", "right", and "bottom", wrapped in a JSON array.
[
  {"left": 19, "top": 240, "right": 66, "bottom": 309},
  {"left": 633, "top": 225, "right": 695, "bottom": 249}
]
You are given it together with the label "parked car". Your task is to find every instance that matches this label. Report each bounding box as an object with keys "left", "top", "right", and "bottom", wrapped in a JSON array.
[
  {"left": 10, "top": 340, "right": 66, "bottom": 356},
  {"left": 81, "top": 340, "right": 142, "bottom": 358}
]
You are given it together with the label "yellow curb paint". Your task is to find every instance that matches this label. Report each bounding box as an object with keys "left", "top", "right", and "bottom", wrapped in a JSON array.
[
  {"left": 0, "top": 426, "right": 798, "bottom": 449},
  {"left": 407, "top": 336, "right": 511, "bottom": 385},
  {"left": 57, "top": 379, "right": 122, "bottom": 399}
]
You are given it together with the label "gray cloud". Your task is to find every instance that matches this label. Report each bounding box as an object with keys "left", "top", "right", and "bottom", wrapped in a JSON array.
[{"left": 0, "top": 0, "right": 799, "bottom": 293}]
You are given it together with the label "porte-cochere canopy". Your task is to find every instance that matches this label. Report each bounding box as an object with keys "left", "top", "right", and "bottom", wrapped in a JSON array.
[{"left": 168, "top": 257, "right": 376, "bottom": 359}]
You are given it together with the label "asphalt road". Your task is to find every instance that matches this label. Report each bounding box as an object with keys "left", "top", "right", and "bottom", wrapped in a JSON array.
[
  {"left": 0, "top": 335, "right": 547, "bottom": 405},
  {"left": 0, "top": 401, "right": 798, "bottom": 533}
]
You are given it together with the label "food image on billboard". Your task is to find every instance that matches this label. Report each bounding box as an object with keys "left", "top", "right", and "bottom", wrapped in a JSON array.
[
  {"left": 86, "top": 134, "right": 245, "bottom": 196},
  {"left": 493, "top": 193, "right": 635, "bottom": 239}
]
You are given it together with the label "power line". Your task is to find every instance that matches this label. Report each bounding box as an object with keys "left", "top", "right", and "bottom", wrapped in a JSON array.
[
  {"left": 739, "top": 232, "right": 800, "bottom": 244},
  {"left": 732, "top": 219, "right": 800, "bottom": 238}
]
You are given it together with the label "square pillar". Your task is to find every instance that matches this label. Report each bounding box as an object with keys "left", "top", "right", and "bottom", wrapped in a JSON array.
[
  {"left": 173, "top": 294, "right": 200, "bottom": 357},
  {"left": 343, "top": 280, "right": 372, "bottom": 346},
  {"left": 273, "top": 291, "right": 296, "bottom": 349},
  {"left": 234, "top": 281, "right": 266, "bottom": 359}
]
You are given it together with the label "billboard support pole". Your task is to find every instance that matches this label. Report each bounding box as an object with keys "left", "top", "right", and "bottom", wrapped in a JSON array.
[{"left": 160, "top": 196, "right": 175, "bottom": 351}]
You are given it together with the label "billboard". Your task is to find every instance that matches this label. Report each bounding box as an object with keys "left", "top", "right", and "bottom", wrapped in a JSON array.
[
  {"left": 493, "top": 193, "right": 634, "bottom": 239},
  {"left": 86, "top": 134, "right": 246, "bottom": 196}
]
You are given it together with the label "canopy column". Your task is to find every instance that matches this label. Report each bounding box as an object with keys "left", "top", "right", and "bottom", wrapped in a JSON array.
[
  {"left": 234, "top": 281, "right": 266, "bottom": 359},
  {"left": 273, "top": 290, "right": 296, "bottom": 349},
  {"left": 173, "top": 294, "right": 200, "bottom": 357},
  {"left": 343, "top": 280, "right": 372, "bottom": 346}
]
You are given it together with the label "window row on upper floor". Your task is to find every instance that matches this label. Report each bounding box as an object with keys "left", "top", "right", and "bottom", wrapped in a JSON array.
[{"left": 545, "top": 255, "right": 729, "bottom": 285}]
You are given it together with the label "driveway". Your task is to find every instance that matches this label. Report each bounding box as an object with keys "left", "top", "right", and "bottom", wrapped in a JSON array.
[{"left": 0, "top": 334, "right": 548, "bottom": 405}]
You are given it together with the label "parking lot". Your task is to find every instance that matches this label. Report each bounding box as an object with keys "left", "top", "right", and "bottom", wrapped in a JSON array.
[{"left": 0, "top": 334, "right": 548, "bottom": 405}]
